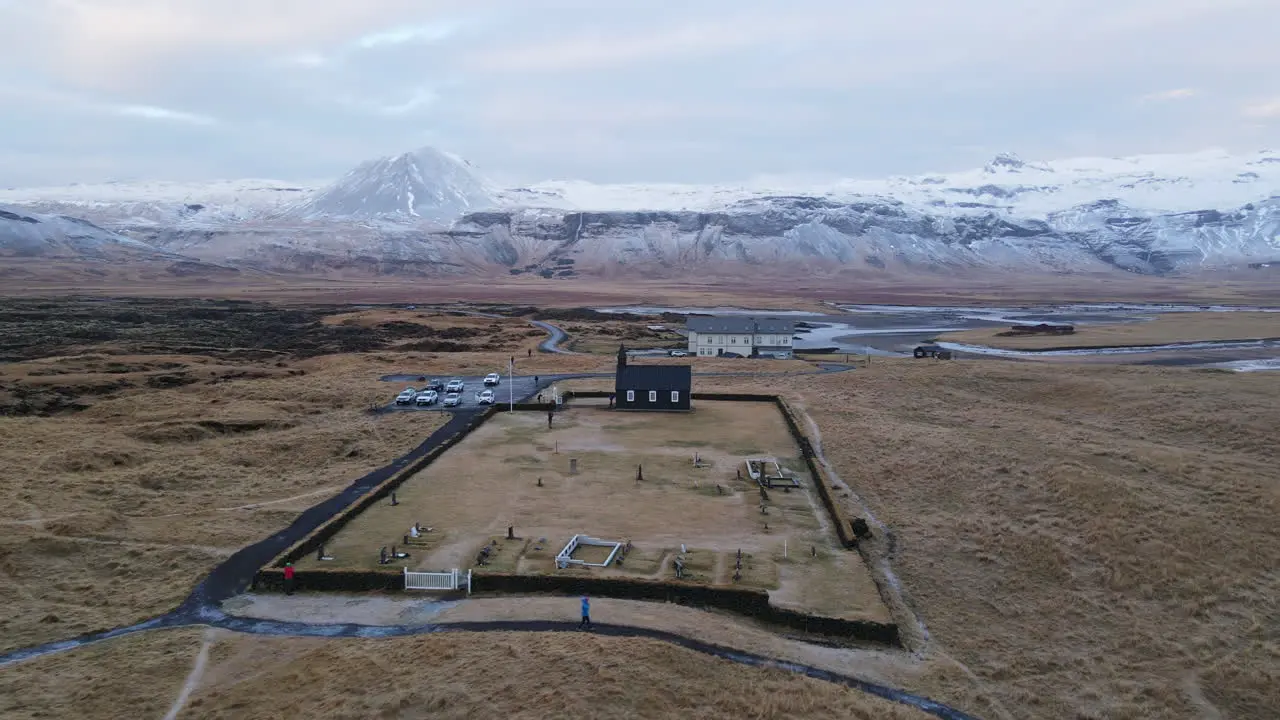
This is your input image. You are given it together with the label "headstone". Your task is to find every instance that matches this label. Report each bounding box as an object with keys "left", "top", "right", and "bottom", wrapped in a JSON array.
[
  {"left": 317, "top": 544, "right": 325, "bottom": 561},
  {"left": 507, "top": 525, "right": 514, "bottom": 540},
  {"left": 379, "top": 546, "right": 388, "bottom": 565},
  {"left": 390, "top": 492, "right": 399, "bottom": 506},
  {"left": 569, "top": 458, "right": 578, "bottom": 475},
  {"left": 811, "top": 545, "right": 817, "bottom": 557},
  {"left": 537, "top": 477, "right": 543, "bottom": 487},
  {"left": 851, "top": 518, "right": 872, "bottom": 539},
  {"left": 637, "top": 464, "right": 644, "bottom": 482}
]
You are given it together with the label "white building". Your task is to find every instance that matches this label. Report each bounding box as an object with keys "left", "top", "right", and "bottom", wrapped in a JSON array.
[{"left": 686, "top": 316, "right": 796, "bottom": 358}]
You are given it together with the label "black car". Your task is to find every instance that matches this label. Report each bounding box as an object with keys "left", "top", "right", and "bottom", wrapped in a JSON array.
[{"left": 424, "top": 379, "right": 445, "bottom": 391}]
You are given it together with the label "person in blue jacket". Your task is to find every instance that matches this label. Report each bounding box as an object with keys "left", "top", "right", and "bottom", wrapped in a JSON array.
[{"left": 579, "top": 595, "right": 591, "bottom": 629}]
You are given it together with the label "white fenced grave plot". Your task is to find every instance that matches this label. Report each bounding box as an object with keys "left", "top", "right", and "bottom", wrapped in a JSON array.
[
  {"left": 404, "top": 567, "right": 471, "bottom": 593},
  {"left": 555, "top": 534, "right": 623, "bottom": 569}
]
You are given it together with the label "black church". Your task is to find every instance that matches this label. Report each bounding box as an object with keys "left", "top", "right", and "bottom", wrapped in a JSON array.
[{"left": 614, "top": 345, "right": 692, "bottom": 412}]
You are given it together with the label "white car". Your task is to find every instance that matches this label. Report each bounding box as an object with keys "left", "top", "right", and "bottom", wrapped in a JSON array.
[
  {"left": 445, "top": 379, "right": 465, "bottom": 393},
  {"left": 442, "top": 392, "right": 462, "bottom": 407},
  {"left": 414, "top": 390, "right": 438, "bottom": 406},
  {"left": 395, "top": 388, "right": 417, "bottom": 405},
  {"left": 483, "top": 373, "right": 501, "bottom": 386},
  {"left": 669, "top": 350, "right": 689, "bottom": 357},
  {"left": 476, "top": 389, "right": 495, "bottom": 405}
]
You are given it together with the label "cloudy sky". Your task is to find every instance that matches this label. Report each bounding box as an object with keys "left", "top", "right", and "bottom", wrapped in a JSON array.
[{"left": 1, "top": 0, "right": 1277, "bottom": 186}]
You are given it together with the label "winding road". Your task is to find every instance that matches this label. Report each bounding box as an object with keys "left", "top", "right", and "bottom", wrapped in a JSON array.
[{"left": 0, "top": 321, "right": 980, "bottom": 720}]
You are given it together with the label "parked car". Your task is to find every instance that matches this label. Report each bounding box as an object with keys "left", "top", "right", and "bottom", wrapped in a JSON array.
[
  {"left": 476, "top": 389, "right": 496, "bottom": 405},
  {"left": 483, "top": 372, "right": 501, "bottom": 386},
  {"left": 445, "top": 379, "right": 465, "bottom": 393},
  {"left": 668, "top": 349, "right": 689, "bottom": 357},
  {"left": 415, "top": 390, "right": 438, "bottom": 406},
  {"left": 395, "top": 388, "right": 417, "bottom": 405},
  {"left": 424, "top": 379, "right": 445, "bottom": 391},
  {"left": 442, "top": 392, "right": 462, "bottom": 407}
]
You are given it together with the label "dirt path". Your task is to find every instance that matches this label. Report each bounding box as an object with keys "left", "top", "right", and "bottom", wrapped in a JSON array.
[
  {"left": 54, "top": 535, "right": 236, "bottom": 557},
  {"left": 162, "top": 628, "right": 215, "bottom": 720},
  {"left": 217, "top": 485, "right": 346, "bottom": 512}
]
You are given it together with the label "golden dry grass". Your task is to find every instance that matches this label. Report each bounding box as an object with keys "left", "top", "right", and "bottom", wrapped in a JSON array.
[
  {"left": 5, "top": 267, "right": 1280, "bottom": 307},
  {"left": 298, "top": 400, "right": 889, "bottom": 622},
  {"left": 214, "top": 630, "right": 933, "bottom": 719},
  {"left": 0, "top": 353, "right": 448, "bottom": 653},
  {"left": 0, "top": 627, "right": 206, "bottom": 720},
  {"left": 662, "top": 359, "right": 1280, "bottom": 719},
  {"left": 942, "top": 311, "right": 1280, "bottom": 349},
  {"left": 0, "top": 626, "right": 936, "bottom": 719},
  {"left": 5, "top": 299, "right": 1279, "bottom": 720}
]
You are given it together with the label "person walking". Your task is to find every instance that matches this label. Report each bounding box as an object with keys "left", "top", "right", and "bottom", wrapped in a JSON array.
[
  {"left": 579, "top": 595, "right": 591, "bottom": 629},
  {"left": 283, "top": 562, "right": 296, "bottom": 596}
]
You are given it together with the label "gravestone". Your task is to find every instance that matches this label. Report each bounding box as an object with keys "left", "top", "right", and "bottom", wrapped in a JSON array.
[
  {"left": 569, "top": 458, "right": 578, "bottom": 475},
  {"left": 851, "top": 518, "right": 873, "bottom": 539}
]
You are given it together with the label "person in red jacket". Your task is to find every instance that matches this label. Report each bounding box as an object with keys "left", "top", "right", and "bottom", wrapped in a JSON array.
[{"left": 284, "top": 562, "right": 295, "bottom": 596}]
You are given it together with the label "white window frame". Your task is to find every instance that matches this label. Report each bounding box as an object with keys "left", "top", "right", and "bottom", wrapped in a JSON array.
[
  {"left": 648, "top": 390, "right": 657, "bottom": 402},
  {"left": 626, "top": 390, "right": 635, "bottom": 402},
  {"left": 671, "top": 390, "right": 680, "bottom": 403}
]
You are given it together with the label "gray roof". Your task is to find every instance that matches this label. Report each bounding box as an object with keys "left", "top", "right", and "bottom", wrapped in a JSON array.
[{"left": 686, "top": 316, "right": 795, "bottom": 334}]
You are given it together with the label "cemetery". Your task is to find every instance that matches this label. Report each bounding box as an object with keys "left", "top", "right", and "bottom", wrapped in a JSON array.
[{"left": 289, "top": 398, "right": 891, "bottom": 624}]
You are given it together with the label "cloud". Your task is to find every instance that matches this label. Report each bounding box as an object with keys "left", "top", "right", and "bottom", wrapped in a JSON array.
[
  {"left": 2, "top": 0, "right": 1279, "bottom": 186},
  {"left": 109, "top": 104, "right": 217, "bottom": 125},
  {"left": 1242, "top": 98, "right": 1280, "bottom": 119},
  {"left": 353, "top": 21, "right": 460, "bottom": 49},
  {"left": 281, "top": 52, "right": 331, "bottom": 68},
  {"left": 466, "top": 14, "right": 794, "bottom": 74},
  {"left": 1140, "top": 88, "right": 1197, "bottom": 102}
]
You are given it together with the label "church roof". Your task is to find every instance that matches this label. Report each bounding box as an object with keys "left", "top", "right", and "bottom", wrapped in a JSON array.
[{"left": 616, "top": 363, "right": 691, "bottom": 389}]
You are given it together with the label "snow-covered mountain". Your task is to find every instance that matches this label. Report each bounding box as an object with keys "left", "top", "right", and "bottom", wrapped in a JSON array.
[
  {"left": 499, "top": 149, "right": 1280, "bottom": 216},
  {"left": 1, "top": 147, "right": 1277, "bottom": 278},
  {"left": 0, "top": 179, "right": 316, "bottom": 228},
  {"left": 286, "top": 147, "right": 495, "bottom": 222},
  {"left": 0, "top": 204, "right": 175, "bottom": 259}
]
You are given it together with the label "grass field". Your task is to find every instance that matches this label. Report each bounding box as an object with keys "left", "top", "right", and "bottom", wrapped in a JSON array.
[
  {"left": 0, "top": 628, "right": 933, "bottom": 720},
  {"left": 298, "top": 400, "right": 890, "bottom": 622},
  {"left": 669, "top": 360, "right": 1280, "bottom": 720},
  {"left": 941, "top": 310, "right": 1280, "bottom": 349},
  {"left": 0, "top": 314, "right": 461, "bottom": 652},
  {"left": 4, "top": 295, "right": 1279, "bottom": 720}
]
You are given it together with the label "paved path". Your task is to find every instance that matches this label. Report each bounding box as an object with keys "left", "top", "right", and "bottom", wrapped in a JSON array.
[
  {"left": 0, "top": 321, "right": 981, "bottom": 720},
  {"left": 532, "top": 320, "right": 574, "bottom": 353}
]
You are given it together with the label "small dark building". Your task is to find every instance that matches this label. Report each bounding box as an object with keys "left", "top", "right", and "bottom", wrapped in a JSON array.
[{"left": 614, "top": 345, "right": 692, "bottom": 412}]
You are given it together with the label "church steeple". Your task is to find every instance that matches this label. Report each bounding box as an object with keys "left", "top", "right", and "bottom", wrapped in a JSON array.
[{"left": 617, "top": 343, "right": 628, "bottom": 373}]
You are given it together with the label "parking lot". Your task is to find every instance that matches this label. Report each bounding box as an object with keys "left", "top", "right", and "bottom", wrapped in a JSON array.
[{"left": 381, "top": 373, "right": 548, "bottom": 412}]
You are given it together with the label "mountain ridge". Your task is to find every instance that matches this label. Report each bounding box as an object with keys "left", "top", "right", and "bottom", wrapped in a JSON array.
[{"left": 1, "top": 147, "right": 1277, "bottom": 279}]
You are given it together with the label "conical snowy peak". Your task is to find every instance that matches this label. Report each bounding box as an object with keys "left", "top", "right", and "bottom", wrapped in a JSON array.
[
  {"left": 289, "top": 146, "right": 495, "bottom": 222},
  {"left": 984, "top": 152, "right": 1027, "bottom": 172}
]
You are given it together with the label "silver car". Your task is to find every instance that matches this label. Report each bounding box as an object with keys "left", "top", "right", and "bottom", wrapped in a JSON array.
[
  {"left": 415, "top": 390, "right": 438, "bottom": 406},
  {"left": 442, "top": 392, "right": 461, "bottom": 407},
  {"left": 445, "top": 379, "right": 465, "bottom": 393}
]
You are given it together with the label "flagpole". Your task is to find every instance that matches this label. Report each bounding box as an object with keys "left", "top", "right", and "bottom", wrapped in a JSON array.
[{"left": 509, "top": 358, "right": 514, "bottom": 412}]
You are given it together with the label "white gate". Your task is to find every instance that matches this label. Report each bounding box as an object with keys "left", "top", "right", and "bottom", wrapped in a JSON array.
[{"left": 403, "top": 567, "right": 470, "bottom": 594}]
